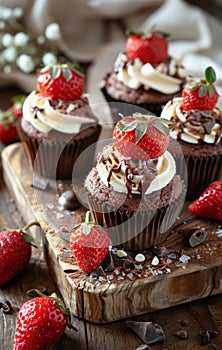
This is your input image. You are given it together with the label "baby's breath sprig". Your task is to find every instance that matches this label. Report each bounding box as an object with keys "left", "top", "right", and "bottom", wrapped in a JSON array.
[{"left": 0, "top": 6, "right": 69, "bottom": 75}]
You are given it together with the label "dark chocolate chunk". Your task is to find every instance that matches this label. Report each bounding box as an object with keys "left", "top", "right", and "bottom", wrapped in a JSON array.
[
  {"left": 199, "top": 329, "right": 218, "bottom": 346},
  {"left": 58, "top": 189, "right": 81, "bottom": 211},
  {"left": 174, "top": 329, "right": 188, "bottom": 339},
  {"left": 127, "top": 321, "right": 165, "bottom": 344}
]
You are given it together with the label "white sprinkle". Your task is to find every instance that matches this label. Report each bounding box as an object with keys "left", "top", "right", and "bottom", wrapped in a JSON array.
[
  {"left": 135, "top": 264, "right": 143, "bottom": 270},
  {"left": 135, "top": 253, "right": 145, "bottom": 263},
  {"left": 179, "top": 254, "right": 191, "bottom": 264},
  {"left": 56, "top": 212, "right": 64, "bottom": 219},
  {"left": 151, "top": 256, "right": 159, "bottom": 266},
  {"left": 116, "top": 249, "right": 127, "bottom": 258},
  {"left": 47, "top": 203, "right": 54, "bottom": 209},
  {"left": 114, "top": 269, "right": 120, "bottom": 275}
]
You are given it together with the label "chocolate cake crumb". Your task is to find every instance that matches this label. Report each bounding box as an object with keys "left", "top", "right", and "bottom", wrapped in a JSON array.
[{"left": 174, "top": 330, "right": 188, "bottom": 339}]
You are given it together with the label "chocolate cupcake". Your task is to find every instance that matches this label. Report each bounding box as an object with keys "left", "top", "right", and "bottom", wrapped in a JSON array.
[
  {"left": 84, "top": 113, "right": 185, "bottom": 250},
  {"left": 18, "top": 63, "right": 101, "bottom": 180},
  {"left": 160, "top": 67, "right": 222, "bottom": 200},
  {"left": 100, "top": 30, "right": 190, "bottom": 121}
]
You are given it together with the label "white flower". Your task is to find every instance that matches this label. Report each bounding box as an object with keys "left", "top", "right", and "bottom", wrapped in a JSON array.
[
  {"left": 16, "top": 54, "right": 35, "bottom": 73},
  {"left": 1, "top": 7, "right": 13, "bottom": 20},
  {"left": 3, "top": 47, "right": 17, "bottom": 62},
  {"left": 14, "top": 32, "right": 29, "bottom": 47},
  {"left": 2, "top": 33, "right": 14, "bottom": 47},
  {"left": 45, "top": 23, "right": 61, "bottom": 41},
  {"left": 13, "top": 7, "right": 24, "bottom": 19},
  {"left": 42, "top": 52, "right": 57, "bottom": 66},
  {"left": 37, "top": 35, "right": 45, "bottom": 45},
  {"left": 4, "top": 65, "right": 12, "bottom": 74}
]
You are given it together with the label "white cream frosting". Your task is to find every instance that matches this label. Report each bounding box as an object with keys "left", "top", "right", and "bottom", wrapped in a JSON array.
[
  {"left": 160, "top": 97, "right": 222, "bottom": 144},
  {"left": 115, "top": 53, "right": 187, "bottom": 94},
  {"left": 96, "top": 144, "right": 176, "bottom": 195},
  {"left": 22, "top": 91, "right": 95, "bottom": 134}
]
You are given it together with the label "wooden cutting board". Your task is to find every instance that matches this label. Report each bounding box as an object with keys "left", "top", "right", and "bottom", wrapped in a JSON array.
[{"left": 2, "top": 142, "right": 222, "bottom": 324}]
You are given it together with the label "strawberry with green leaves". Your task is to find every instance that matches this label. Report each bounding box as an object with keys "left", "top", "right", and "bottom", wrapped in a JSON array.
[
  {"left": 182, "top": 66, "right": 219, "bottom": 111},
  {"left": 37, "top": 63, "right": 85, "bottom": 100},
  {"left": 0, "top": 222, "right": 40, "bottom": 286},
  {"left": 113, "top": 113, "right": 170, "bottom": 161},
  {"left": 70, "top": 211, "right": 110, "bottom": 273},
  {"left": 0, "top": 94, "right": 25, "bottom": 144},
  {"left": 13, "top": 292, "right": 74, "bottom": 350},
  {"left": 126, "top": 30, "right": 169, "bottom": 65},
  {"left": 189, "top": 181, "right": 222, "bottom": 222}
]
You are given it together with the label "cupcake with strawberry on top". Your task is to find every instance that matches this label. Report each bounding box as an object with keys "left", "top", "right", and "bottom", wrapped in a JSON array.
[
  {"left": 160, "top": 66, "right": 222, "bottom": 200},
  {"left": 100, "top": 30, "right": 190, "bottom": 120},
  {"left": 18, "top": 63, "right": 101, "bottom": 179},
  {"left": 84, "top": 112, "right": 185, "bottom": 250}
]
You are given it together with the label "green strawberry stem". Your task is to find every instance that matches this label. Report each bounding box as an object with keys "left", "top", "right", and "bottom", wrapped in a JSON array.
[
  {"left": 85, "top": 210, "right": 92, "bottom": 224},
  {"left": 205, "top": 66, "right": 216, "bottom": 85},
  {"left": 22, "top": 221, "right": 40, "bottom": 232}
]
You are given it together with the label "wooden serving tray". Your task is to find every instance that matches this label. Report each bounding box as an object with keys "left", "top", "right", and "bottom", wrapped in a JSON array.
[{"left": 2, "top": 142, "right": 222, "bottom": 324}]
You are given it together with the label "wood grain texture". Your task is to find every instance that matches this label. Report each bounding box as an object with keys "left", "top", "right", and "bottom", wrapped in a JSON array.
[{"left": 2, "top": 143, "right": 222, "bottom": 326}]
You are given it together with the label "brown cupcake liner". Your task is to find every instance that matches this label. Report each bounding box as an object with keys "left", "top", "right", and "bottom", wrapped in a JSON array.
[
  {"left": 175, "top": 154, "right": 222, "bottom": 201},
  {"left": 85, "top": 185, "right": 186, "bottom": 250},
  {"left": 17, "top": 122, "right": 101, "bottom": 180},
  {"left": 100, "top": 86, "right": 165, "bottom": 121}
]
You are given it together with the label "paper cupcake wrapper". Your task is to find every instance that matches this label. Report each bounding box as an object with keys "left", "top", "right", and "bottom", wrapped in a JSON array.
[
  {"left": 17, "top": 122, "right": 101, "bottom": 180},
  {"left": 85, "top": 185, "right": 186, "bottom": 250},
  {"left": 176, "top": 154, "right": 222, "bottom": 201},
  {"left": 100, "top": 86, "right": 166, "bottom": 120}
]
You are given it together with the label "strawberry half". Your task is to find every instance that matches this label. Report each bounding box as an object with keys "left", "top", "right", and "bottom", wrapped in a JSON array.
[
  {"left": 113, "top": 113, "right": 170, "bottom": 160},
  {"left": 13, "top": 292, "right": 73, "bottom": 350},
  {"left": 70, "top": 211, "right": 110, "bottom": 273},
  {"left": 189, "top": 181, "right": 222, "bottom": 221},
  {"left": 182, "top": 66, "right": 219, "bottom": 111},
  {"left": 126, "top": 30, "right": 168, "bottom": 65},
  {"left": 37, "top": 63, "right": 85, "bottom": 100},
  {"left": 0, "top": 222, "right": 40, "bottom": 286}
]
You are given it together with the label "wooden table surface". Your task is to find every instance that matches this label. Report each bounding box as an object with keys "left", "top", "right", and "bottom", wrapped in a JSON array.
[{"left": 1, "top": 1, "right": 222, "bottom": 341}]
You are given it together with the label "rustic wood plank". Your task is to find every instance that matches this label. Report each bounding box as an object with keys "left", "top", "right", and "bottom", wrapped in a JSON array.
[{"left": 2, "top": 143, "right": 222, "bottom": 326}]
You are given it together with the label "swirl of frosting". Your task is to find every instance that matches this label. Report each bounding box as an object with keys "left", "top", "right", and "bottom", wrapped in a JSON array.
[
  {"left": 96, "top": 144, "right": 176, "bottom": 196},
  {"left": 114, "top": 53, "right": 188, "bottom": 94},
  {"left": 160, "top": 97, "right": 222, "bottom": 144},
  {"left": 22, "top": 91, "right": 96, "bottom": 134}
]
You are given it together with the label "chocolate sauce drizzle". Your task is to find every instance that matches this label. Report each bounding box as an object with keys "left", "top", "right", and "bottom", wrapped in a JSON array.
[
  {"left": 171, "top": 107, "right": 222, "bottom": 144},
  {"left": 100, "top": 147, "right": 158, "bottom": 198}
]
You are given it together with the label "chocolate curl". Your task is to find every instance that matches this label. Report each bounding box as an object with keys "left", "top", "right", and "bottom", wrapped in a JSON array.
[
  {"left": 179, "top": 227, "right": 208, "bottom": 247},
  {"left": 126, "top": 321, "right": 165, "bottom": 345},
  {"left": 188, "top": 228, "right": 208, "bottom": 247}
]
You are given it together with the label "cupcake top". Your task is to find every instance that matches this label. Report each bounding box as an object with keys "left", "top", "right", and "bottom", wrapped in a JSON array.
[
  {"left": 96, "top": 113, "right": 176, "bottom": 197},
  {"left": 22, "top": 63, "right": 98, "bottom": 135},
  {"left": 106, "top": 30, "right": 189, "bottom": 95},
  {"left": 160, "top": 66, "right": 222, "bottom": 145}
]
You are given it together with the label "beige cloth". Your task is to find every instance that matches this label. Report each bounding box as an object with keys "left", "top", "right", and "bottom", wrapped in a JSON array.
[{"left": 1, "top": 0, "right": 222, "bottom": 107}]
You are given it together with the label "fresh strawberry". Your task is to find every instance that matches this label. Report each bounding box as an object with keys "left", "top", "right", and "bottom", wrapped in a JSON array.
[
  {"left": 0, "top": 222, "right": 40, "bottom": 286},
  {"left": 70, "top": 211, "right": 110, "bottom": 273},
  {"left": 126, "top": 30, "right": 168, "bottom": 65},
  {"left": 189, "top": 181, "right": 222, "bottom": 221},
  {"left": 13, "top": 293, "right": 72, "bottom": 350},
  {"left": 113, "top": 113, "right": 170, "bottom": 160},
  {"left": 0, "top": 94, "right": 25, "bottom": 144},
  {"left": 37, "top": 63, "right": 85, "bottom": 100},
  {"left": 182, "top": 66, "right": 219, "bottom": 111}
]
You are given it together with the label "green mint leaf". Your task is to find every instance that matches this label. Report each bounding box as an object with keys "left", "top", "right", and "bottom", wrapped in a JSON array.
[
  {"left": 205, "top": 66, "right": 216, "bottom": 84},
  {"left": 119, "top": 120, "right": 137, "bottom": 132}
]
